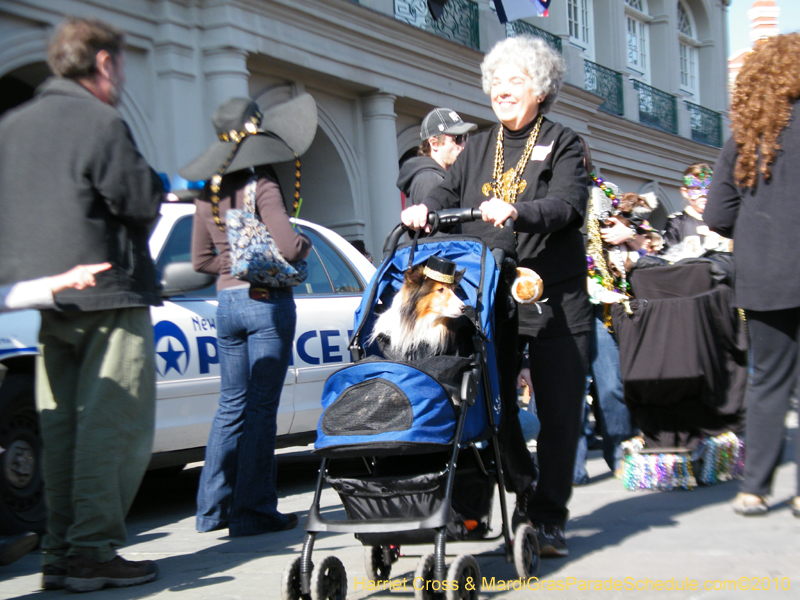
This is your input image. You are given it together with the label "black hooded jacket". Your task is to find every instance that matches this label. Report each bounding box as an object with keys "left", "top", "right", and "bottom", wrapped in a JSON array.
[{"left": 396, "top": 156, "right": 447, "bottom": 206}]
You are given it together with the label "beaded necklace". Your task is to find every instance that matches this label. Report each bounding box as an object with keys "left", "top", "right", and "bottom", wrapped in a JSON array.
[
  {"left": 586, "top": 173, "right": 634, "bottom": 293},
  {"left": 586, "top": 172, "right": 634, "bottom": 326},
  {"left": 481, "top": 114, "right": 544, "bottom": 203},
  {"left": 590, "top": 172, "right": 619, "bottom": 210}
]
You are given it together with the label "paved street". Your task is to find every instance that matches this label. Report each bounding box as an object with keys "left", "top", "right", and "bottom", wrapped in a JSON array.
[{"left": 1, "top": 423, "right": 798, "bottom": 600}]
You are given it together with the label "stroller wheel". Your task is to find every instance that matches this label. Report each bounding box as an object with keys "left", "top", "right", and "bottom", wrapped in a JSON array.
[
  {"left": 445, "top": 554, "right": 481, "bottom": 600},
  {"left": 365, "top": 545, "right": 397, "bottom": 581},
  {"left": 413, "top": 553, "right": 444, "bottom": 600},
  {"left": 281, "top": 556, "right": 311, "bottom": 600},
  {"left": 513, "top": 523, "right": 540, "bottom": 579},
  {"left": 310, "top": 555, "right": 347, "bottom": 600}
]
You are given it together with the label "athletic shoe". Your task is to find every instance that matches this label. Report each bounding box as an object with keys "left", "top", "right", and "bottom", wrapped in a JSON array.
[
  {"left": 537, "top": 524, "right": 568, "bottom": 557},
  {"left": 41, "top": 564, "right": 67, "bottom": 590},
  {"left": 732, "top": 493, "right": 768, "bottom": 516},
  {"left": 0, "top": 531, "right": 38, "bottom": 566},
  {"left": 64, "top": 555, "right": 158, "bottom": 593}
]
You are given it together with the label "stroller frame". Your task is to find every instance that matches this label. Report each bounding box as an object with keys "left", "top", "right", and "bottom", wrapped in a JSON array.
[{"left": 283, "top": 210, "right": 538, "bottom": 600}]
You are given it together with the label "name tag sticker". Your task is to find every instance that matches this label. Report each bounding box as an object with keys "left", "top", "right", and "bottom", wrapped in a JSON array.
[{"left": 529, "top": 141, "right": 554, "bottom": 162}]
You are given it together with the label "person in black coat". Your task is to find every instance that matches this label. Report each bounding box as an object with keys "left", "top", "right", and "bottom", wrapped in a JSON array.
[
  {"left": 660, "top": 163, "right": 731, "bottom": 258},
  {"left": 402, "top": 35, "right": 590, "bottom": 558},
  {"left": 705, "top": 32, "right": 800, "bottom": 518},
  {"left": 396, "top": 108, "right": 476, "bottom": 206}
]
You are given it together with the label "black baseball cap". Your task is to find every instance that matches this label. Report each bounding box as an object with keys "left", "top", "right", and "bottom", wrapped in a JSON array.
[{"left": 420, "top": 108, "right": 477, "bottom": 140}]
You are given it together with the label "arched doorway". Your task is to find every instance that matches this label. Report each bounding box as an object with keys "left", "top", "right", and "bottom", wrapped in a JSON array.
[{"left": 0, "top": 61, "right": 49, "bottom": 117}]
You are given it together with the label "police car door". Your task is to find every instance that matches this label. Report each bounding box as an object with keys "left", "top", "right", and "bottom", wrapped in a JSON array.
[
  {"left": 290, "top": 227, "right": 366, "bottom": 435},
  {"left": 150, "top": 211, "right": 295, "bottom": 455}
]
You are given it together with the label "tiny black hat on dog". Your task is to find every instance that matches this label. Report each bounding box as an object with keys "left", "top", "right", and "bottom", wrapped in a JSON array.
[{"left": 423, "top": 255, "right": 457, "bottom": 284}]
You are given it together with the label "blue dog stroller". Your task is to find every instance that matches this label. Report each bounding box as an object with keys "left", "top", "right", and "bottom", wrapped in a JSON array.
[{"left": 281, "top": 209, "right": 539, "bottom": 600}]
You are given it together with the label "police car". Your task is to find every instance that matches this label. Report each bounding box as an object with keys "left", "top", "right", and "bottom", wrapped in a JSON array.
[{"left": 0, "top": 202, "right": 376, "bottom": 533}]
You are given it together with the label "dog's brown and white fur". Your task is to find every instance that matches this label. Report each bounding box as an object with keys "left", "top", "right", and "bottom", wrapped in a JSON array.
[{"left": 369, "top": 264, "right": 466, "bottom": 359}]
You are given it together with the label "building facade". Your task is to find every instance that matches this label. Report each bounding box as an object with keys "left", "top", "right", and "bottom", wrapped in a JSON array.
[
  {"left": 728, "top": 0, "right": 780, "bottom": 98},
  {"left": 0, "top": 0, "right": 733, "bottom": 256}
]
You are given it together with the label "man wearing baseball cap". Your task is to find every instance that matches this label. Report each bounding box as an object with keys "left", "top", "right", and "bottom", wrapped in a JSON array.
[{"left": 397, "top": 107, "right": 477, "bottom": 206}]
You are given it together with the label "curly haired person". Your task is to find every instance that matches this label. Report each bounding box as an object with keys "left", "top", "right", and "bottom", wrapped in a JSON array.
[{"left": 705, "top": 33, "right": 800, "bottom": 518}]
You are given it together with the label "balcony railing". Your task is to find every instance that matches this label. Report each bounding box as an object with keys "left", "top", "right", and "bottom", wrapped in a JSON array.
[
  {"left": 394, "top": 0, "right": 479, "bottom": 50},
  {"left": 632, "top": 80, "right": 678, "bottom": 134},
  {"left": 686, "top": 101, "right": 723, "bottom": 148},
  {"left": 584, "top": 61, "right": 624, "bottom": 116},
  {"left": 505, "top": 21, "right": 562, "bottom": 53}
]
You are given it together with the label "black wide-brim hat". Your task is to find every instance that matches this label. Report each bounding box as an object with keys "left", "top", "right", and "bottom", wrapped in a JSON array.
[{"left": 179, "top": 93, "right": 317, "bottom": 182}]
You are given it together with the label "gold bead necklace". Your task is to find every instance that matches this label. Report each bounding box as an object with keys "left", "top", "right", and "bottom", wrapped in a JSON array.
[{"left": 481, "top": 114, "right": 544, "bottom": 204}]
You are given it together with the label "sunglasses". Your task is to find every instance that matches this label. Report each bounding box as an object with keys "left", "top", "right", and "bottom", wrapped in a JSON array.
[{"left": 450, "top": 134, "right": 469, "bottom": 145}]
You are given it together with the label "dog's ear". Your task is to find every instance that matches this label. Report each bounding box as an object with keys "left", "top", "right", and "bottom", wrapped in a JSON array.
[
  {"left": 453, "top": 268, "right": 466, "bottom": 285},
  {"left": 405, "top": 264, "right": 426, "bottom": 287}
]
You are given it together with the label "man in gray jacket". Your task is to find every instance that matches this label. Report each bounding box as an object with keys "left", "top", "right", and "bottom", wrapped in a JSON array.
[{"left": 0, "top": 17, "right": 163, "bottom": 592}]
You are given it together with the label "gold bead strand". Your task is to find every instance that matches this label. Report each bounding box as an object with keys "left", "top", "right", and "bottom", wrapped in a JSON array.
[{"left": 292, "top": 155, "right": 303, "bottom": 227}]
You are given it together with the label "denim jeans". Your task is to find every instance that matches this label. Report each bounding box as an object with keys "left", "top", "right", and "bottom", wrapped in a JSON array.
[
  {"left": 588, "top": 305, "right": 633, "bottom": 472},
  {"left": 573, "top": 395, "right": 593, "bottom": 485},
  {"left": 196, "top": 287, "right": 296, "bottom": 534},
  {"left": 519, "top": 404, "right": 541, "bottom": 443}
]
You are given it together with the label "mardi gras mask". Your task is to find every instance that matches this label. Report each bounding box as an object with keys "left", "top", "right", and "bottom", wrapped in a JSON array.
[{"left": 683, "top": 166, "right": 712, "bottom": 198}]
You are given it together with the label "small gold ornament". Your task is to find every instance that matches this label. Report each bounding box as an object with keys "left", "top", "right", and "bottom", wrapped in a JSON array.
[{"left": 482, "top": 114, "right": 543, "bottom": 204}]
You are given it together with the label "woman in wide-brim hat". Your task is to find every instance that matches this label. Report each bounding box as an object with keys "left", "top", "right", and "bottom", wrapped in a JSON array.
[
  {"left": 401, "top": 35, "right": 591, "bottom": 558},
  {"left": 186, "top": 93, "right": 315, "bottom": 536}
]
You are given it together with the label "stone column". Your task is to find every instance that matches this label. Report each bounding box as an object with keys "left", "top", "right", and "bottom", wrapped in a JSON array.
[
  {"left": 362, "top": 93, "right": 401, "bottom": 258},
  {"left": 202, "top": 47, "right": 250, "bottom": 126},
  {"left": 677, "top": 98, "right": 693, "bottom": 140},
  {"left": 154, "top": 40, "right": 200, "bottom": 182},
  {"left": 622, "top": 78, "right": 640, "bottom": 124}
]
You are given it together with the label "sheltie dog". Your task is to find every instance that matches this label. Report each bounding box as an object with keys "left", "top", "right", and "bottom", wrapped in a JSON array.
[{"left": 369, "top": 263, "right": 466, "bottom": 360}]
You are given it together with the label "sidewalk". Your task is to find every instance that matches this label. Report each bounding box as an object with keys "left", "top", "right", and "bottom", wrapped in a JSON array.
[{"left": 1, "top": 422, "right": 798, "bottom": 599}]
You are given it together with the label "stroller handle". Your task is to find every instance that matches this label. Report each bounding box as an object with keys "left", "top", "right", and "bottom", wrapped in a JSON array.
[{"left": 384, "top": 208, "right": 513, "bottom": 257}]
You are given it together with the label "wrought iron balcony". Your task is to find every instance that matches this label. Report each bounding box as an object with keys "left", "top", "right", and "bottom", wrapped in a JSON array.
[
  {"left": 584, "top": 61, "right": 624, "bottom": 116},
  {"left": 394, "top": 0, "right": 479, "bottom": 50},
  {"left": 685, "top": 101, "right": 723, "bottom": 148},
  {"left": 632, "top": 80, "right": 678, "bottom": 135},
  {"left": 505, "top": 20, "right": 562, "bottom": 53}
]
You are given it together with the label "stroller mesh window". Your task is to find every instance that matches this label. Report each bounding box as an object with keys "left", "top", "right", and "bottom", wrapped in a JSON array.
[{"left": 321, "top": 378, "right": 413, "bottom": 436}]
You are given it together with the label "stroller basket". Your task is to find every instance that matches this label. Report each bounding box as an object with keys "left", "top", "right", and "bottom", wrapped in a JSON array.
[{"left": 327, "top": 459, "right": 495, "bottom": 545}]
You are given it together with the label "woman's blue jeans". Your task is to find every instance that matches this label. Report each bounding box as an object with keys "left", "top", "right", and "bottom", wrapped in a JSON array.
[
  {"left": 592, "top": 305, "right": 633, "bottom": 471},
  {"left": 196, "top": 287, "right": 296, "bottom": 534},
  {"left": 574, "top": 305, "right": 633, "bottom": 480}
]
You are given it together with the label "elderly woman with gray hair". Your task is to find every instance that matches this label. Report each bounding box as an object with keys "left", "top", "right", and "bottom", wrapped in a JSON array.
[{"left": 402, "top": 36, "right": 590, "bottom": 558}]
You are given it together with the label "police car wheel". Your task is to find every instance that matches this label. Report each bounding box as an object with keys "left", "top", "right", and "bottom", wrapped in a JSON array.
[{"left": 0, "top": 374, "right": 46, "bottom": 534}]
